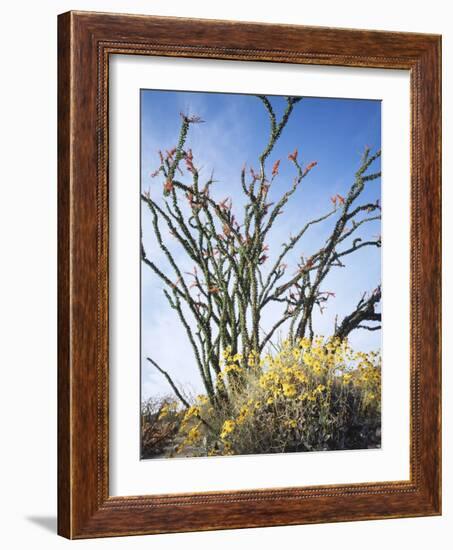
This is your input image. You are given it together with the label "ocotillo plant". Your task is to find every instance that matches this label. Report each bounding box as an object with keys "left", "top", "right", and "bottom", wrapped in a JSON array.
[{"left": 141, "top": 95, "right": 381, "bottom": 409}]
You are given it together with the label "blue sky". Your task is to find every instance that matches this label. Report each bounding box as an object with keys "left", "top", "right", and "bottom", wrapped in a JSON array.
[{"left": 140, "top": 90, "right": 381, "bottom": 400}]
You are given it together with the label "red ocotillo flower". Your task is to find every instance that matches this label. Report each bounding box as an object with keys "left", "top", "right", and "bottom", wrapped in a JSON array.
[
  {"left": 208, "top": 286, "right": 220, "bottom": 294},
  {"left": 250, "top": 167, "right": 260, "bottom": 182},
  {"left": 185, "top": 266, "right": 198, "bottom": 279},
  {"left": 336, "top": 194, "right": 345, "bottom": 205},
  {"left": 163, "top": 180, "right": 174, "bottom": 196},
  {"left": 272, "top": 159, "right": 281, "bottom": 177},
  {"left": 303, "top": 161, "right": 318, "bottom": 176},
  {"left": 219, "top": 197, "right": 232, "bottom": 211},
  {"left": 330, "top": 195, "right": 338, "bottom": 207},
  {"left": 185, "top": 157, "right": 196, "bottom": 173},
  {"left": 288, "top": 149, "right": 298, "bottom": 162},
  {"left": 260, "top": 183, "right": 270, "bottom": 197},
  {"left": 166, "top": 147, "right": 176, "bottom": 160},
  {"left": 304, "top": 256, "right": 314, "bottom": 271},
  {"left": 184, "top": 148, "right": 196, "bottom": 173}
]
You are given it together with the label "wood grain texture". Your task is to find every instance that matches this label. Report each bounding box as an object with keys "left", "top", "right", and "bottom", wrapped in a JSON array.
[
  {"left": 57, "top": 11, "right": 71, "bottom": 537},
  {"left": 57, "top": 10, "right": 442, "bottom": 539}
]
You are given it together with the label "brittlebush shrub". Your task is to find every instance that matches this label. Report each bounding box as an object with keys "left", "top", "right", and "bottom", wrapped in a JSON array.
[{"left": 176, "top": 337, "right": 381, "bottom": 457}]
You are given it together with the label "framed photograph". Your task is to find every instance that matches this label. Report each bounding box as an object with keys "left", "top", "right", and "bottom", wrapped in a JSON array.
[{"left": 58, "top": 11, "right": 441, "bottom": 538}]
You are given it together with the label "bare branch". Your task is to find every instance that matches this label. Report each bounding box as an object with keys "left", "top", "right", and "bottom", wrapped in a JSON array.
[
  {"left": 146, "top": 357, "right": 191, "bottom": 409},
  {"left": 335, "top": 286, "right": 382, "bottom": 340}
]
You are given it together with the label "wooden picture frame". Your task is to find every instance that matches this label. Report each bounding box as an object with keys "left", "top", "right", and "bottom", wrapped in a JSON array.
[{"left": 58, "top": 10, "right": 441, "bottom": 539}]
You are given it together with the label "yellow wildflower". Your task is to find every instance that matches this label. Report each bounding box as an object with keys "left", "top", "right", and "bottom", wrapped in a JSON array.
[
  {"left": 224, "top": 363, "right": 241, "bottom": 375},
  {"left": 220, "top": 419, "right": 236, "bottom": 439},
  {"left": 299, "top": 337, "right": 311, "bottom": 349},
  {"left": 158, "top": 403, "right": 170, "bottom": 419},
  {"left": 282, "top": 383, "right": 297, "bottom": 398}
]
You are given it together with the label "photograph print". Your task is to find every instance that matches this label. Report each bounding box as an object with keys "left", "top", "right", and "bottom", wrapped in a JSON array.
[{"left": 140, "top": 89, "right": 382, "bottom": 460}]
